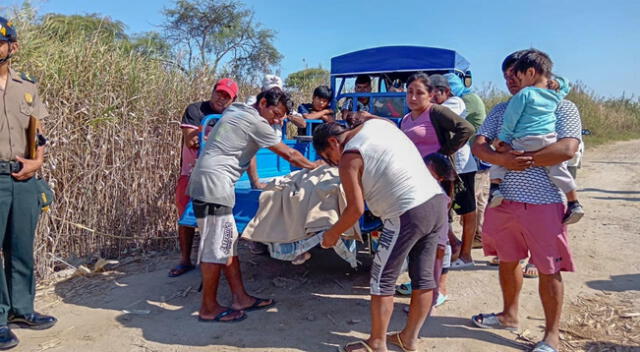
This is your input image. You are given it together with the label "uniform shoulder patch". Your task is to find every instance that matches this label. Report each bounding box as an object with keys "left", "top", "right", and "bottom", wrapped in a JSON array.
[{"left": 19, "top": 72, "right": 37, "bottom": 84}]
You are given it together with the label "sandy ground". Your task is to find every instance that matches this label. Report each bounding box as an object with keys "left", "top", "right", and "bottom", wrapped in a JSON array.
[{"left": 18, "top": 140, "right": 640, "bottom": 352}]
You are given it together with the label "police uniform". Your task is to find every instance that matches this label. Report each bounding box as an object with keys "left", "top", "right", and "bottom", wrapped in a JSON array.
[
  {"left": 0, "top": 68, "right": 49, "bottom": 323},
  {"left": 0, "top": 17, "right": 56, "bottom": 350}
]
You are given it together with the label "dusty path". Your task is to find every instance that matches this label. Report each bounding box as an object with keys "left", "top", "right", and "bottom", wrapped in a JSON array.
[{"left": 20, "top": 140, "right": 640, "bottom": 352}]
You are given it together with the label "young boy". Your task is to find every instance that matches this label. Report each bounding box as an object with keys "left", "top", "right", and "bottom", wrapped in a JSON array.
[
  {"left": 488, "top": 49, "right": 584, "bottom": 224},
  {"left": 296, "top": 85, "right": 334, "bottom": 135},
  {"left": 396, "top": 153, "right": 457, "bottom": 308}
]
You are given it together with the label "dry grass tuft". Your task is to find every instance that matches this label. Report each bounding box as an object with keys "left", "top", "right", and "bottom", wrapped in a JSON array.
[{"left": 561, "top": 292, "right": 640, "bottom": 352}]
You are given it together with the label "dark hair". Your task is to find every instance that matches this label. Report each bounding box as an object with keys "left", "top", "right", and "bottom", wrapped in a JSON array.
[
  {"left": 423, "top": 153, "right": 457, "bottom": 199},
  {"left": 424, "top": 153, "right": 456, "bottom": 180},
  {"left": 313, "top": 85, "right": 333, "bottom": 100},
  {"left": 355, "top": 75, "right": 371, "bottom": 86},
  {"left": 501, "top": 50, "right": 529, "bottom": 73},
  {"left": 512, "top": 49, "right": 553, "bottom": 78},
  {"left": 255, "top": 87, "right": 294, "bottom": 113},
  {"left": 406, "top": 73, "right": 433, "bottom": 92},
  {"left": 312, "top": 122, "right": 347, "bottom": 153}
]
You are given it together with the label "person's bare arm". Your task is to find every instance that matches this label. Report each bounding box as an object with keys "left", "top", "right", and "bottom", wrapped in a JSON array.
[
  {"left": 303, "top": 109, "right": 334, "bottom": 121},
  {"left": 268, "top": 142, "right": 322, "bottom": 169},
  {"left": 471, "top": 135, "right": 533, "bottom": 171},
  {"left": 321, "top": 152, "right": 365, "bottom": 248},
  {"left": 247, "top": 157, "right": 266, "bottom": 189},
  {"left": 528, "top": 137, "right": 579, "bottom": 167},
  {"left": 287, "top": 114, "right": 307, "bottom": 129}
]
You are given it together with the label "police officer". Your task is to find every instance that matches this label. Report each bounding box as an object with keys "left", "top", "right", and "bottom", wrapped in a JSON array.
[{"left": 0, "top": 17, "right": 57, "bottom": 350}]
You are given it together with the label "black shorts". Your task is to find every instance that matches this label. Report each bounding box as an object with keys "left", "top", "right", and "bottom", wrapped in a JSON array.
[{"left": 453, "top": 171, "right": 476, "bottom": 215}]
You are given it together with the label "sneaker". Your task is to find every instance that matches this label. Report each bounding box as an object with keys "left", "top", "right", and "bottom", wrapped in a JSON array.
[
  {"left": 488, "top": 189, "right": 504, "bottom": 208},
  {"left": 395, "top": 282, "right": 412, "bottom": 296},
  {"left": 434, "top": 293, "right": 448, "bottom": 307},
  {"left": 563, "top": 201, "right": 585, "bottom": 225}
]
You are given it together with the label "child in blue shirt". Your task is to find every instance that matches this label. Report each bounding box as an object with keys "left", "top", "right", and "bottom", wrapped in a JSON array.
[{"left": 489, "top": 49, "right": 584, "bottom": 224}]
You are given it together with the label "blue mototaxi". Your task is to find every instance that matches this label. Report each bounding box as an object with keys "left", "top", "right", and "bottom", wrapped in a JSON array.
[
  {"left": 331, "top": 45, "right": 472, "bottom": 127},
  {"left": 180, "top": 45, "right": 473, "bottom": 250}
]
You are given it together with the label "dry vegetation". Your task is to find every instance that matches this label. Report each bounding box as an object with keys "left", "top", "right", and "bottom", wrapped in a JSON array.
[
  {"left": 10, "top": 11, "right": 256, "bottom": 278},
  {"left": 561, "top": 292, "right": 640, "bottom": 351},
  {"left": 4, "top": 9, "right": 639, "bottom": 281}
]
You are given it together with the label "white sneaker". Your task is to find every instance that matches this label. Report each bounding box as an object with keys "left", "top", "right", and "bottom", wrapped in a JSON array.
[{"left": 563, "top": 202, "right": 585, "bottom": 225}]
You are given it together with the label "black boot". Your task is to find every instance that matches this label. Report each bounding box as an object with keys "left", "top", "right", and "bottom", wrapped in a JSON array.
[
  {"left": 0, "top": 326, "right": 18, "bottom": 350},
  {"left": 8, "top": 312, "right": 57, "bottom": 330}
]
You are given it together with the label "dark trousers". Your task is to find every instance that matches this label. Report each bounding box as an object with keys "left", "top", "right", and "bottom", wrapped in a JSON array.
[{"left": 0, "top": 175, "right": 39, "bottom": 324}]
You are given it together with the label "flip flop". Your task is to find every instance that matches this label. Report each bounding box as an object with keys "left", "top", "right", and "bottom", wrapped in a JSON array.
[
  {"left": 471, "top": 313, "right": 517, "bottom": 331},
  {"left": 388, "top": 331, "right": 417, "bottom": 352},
  {"left": 523, "top": 263, "right": 539, "bottom": 278},
  {"left": 168, "top": 264, "right": 195, "bottom": 277},
  {"left": 449, "top": 258, "right": 475, "bottom": 270},
  {"left": 243, "top": 297, "right": 276, "bottom": 312},
  {"left": 338, "top": 340, "right": 373, "bottom": 352},
  {"left": 531, "top": 341, "right": 558, "bottom": 352},
  {"left": 198, "top": 308, "right": 247, "bottom": 323}
]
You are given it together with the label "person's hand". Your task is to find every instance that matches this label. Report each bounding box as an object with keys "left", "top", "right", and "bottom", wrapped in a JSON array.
[
  {"left": 188, "top": 137, "right": 199, "bottom": 149},
  {"left": 356, "top": 110, "right": 375, "bottom": 120},
  {"left": 493, "top": 140, "right": 513, "bottom": 153},
  {"left": 321, "top": 231, "right": 340, "bottom": 249},
  {"left": 320, "top": 110, "right": 335, "bottom": 122},
  {"left": 184, "top": 130, "right": 200, "bottom": 149},
  {"left": 11, "top": 156, "right": 42, "bottom": 181},
  {"left": 501, "top": 150, "right": 534, "bottom": 171},
  {"left": 251, "top": 181, "right": 268, "bottom": 190}
]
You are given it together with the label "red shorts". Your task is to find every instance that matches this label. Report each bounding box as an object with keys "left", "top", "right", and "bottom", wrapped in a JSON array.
[
  {"left": 482, "top": 200, "right": 575, "bottom": 275},
  {"left": 175, "top": 175, "right": 190, "bottom": 218}
]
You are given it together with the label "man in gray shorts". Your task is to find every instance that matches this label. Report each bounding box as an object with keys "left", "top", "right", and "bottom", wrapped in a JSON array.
[
  {"left": 313, "top": 120, "right": 448, "bottom": 352},
  {"left": 188, "top": 88, "right": 321, "bottom": 323}
]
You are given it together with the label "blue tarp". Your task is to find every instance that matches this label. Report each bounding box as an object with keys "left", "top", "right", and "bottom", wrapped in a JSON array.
[{"left": 330, "top": 46, "right": 470, "bottom": 76}]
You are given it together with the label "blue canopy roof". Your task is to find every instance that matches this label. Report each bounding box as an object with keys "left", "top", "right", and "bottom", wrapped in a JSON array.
[{"left": 330, "top": 46, "right": 470, "bottom": 76}]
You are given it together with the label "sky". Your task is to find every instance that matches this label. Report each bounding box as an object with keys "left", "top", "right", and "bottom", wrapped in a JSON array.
[{"left": 3, "top": 0, "right": 640, "bottom": 98}]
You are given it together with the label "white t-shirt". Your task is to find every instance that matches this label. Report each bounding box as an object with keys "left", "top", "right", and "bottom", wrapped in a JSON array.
[
  {"left": 442, "top": 97, "right": 477, "bottom": 174},
  {"left": 343, "top": 119, "right": 443, "bottom": 220}
]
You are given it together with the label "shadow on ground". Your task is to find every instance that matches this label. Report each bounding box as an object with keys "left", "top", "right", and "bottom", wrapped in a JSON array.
[
  {"left": 586, "top": 273, "right": 640, "bottom": 292},
  {"left": 579, "top": 188, "right": 640, "bottom": 195},
  {"left": 580, "top": 342, "right": 640, "bottom": 352},
  {"left": 53, "top": 242, "right": 517, "bottom": 351}
]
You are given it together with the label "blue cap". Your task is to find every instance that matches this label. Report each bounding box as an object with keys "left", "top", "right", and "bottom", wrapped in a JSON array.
[{"left": 0, "top": 17, "right": 17, "bottom": 42}]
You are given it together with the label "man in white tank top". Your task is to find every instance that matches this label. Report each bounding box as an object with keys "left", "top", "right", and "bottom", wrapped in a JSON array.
[{"left": 313, "top": 120, "right": 449, "bottom": 352}]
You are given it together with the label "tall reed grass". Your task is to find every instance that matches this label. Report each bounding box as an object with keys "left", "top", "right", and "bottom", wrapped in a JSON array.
[
  {"left": 10, "top": 13, "right": 257, "bottom": 278},
  {"left": 6, "top": 9, "right": 639, "bottom": 279}
]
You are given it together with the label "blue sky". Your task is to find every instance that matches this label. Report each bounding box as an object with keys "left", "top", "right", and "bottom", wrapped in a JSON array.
[{"left": 4, "top": 0, "right": 640, "bottom": 98}]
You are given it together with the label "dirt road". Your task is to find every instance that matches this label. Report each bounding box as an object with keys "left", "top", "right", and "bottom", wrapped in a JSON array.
[{"left": 20, "top": 140, "right": 640, "bottom": 352}]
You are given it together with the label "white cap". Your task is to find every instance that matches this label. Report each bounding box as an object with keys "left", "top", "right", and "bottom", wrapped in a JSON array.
[{"left": 261, "top": 74, "right": 283, "bottom": 91}]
